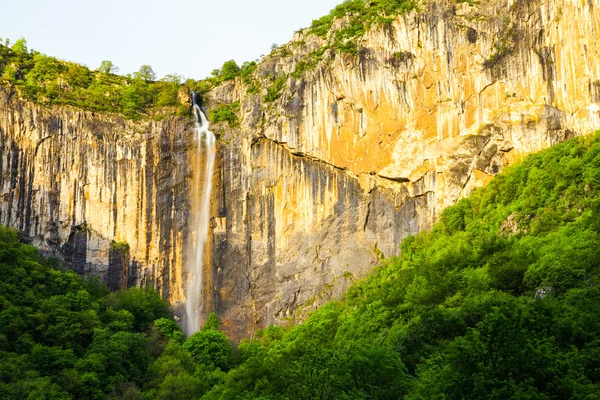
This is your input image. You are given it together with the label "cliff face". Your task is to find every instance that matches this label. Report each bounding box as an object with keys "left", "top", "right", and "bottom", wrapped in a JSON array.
[
  {"left": 0, "top": 88, "right": 194, "bottom": 301},
  {"left": 1, "top": 0, "right": 599, "bottom": 340},
  {"left": 208, "top": 0, "right": 600, "bottom": 338}
]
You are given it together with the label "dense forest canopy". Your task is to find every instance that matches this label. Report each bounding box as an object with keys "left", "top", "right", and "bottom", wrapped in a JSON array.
[{"left": 2, "top": 131, "right": 600, "bottom": 399}]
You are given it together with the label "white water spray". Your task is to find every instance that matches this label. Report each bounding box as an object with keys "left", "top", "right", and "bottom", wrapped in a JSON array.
[{"left": 184, "top": 103, "right": 216, "bottom": 336}]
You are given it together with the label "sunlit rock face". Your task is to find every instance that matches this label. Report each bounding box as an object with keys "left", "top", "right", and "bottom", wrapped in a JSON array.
[
  {"left": 0, "top": 89, "right": 194, "bottom": 302},
  {"left": 208, "top": 0, "right": 600, "bottom": 339},
  {"left": 1, "top": 0, "right": 599, "bottom": 341}
]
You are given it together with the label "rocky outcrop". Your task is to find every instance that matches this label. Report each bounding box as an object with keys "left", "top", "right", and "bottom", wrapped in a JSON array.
[{"left": 1, "top": 0, "right": 599, "bottom": 341}]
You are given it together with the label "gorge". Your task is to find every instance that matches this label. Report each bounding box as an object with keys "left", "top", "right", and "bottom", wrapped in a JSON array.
[{"left": 0, "top": 0, "right": 599, "bottom": 342}]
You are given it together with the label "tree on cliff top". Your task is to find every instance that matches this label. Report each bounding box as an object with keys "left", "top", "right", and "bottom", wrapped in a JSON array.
[{"left": 98, "top": 60, "right": 118, "bottom": 74}]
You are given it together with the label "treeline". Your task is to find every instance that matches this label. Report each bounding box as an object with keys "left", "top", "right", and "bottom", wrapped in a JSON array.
[
  {"left": 0, "top": 38, "right": 213, "bottom": 119},
  {"left": 0, "top": 38, "right": 259, "bottom": 122}
]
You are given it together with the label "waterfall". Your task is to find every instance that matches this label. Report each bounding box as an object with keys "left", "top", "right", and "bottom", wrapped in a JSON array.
[{"left": 183, "top": 100, "right": 216, "bottom": 336}]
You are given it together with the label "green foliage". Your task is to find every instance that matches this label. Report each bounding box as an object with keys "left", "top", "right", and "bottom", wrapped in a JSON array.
[
  {"left": 104, "top": 287, "right": 172, "bottom": 332},
  {"left": 282, "top": 0, "right": 420, "bottom": 84},
  {"left": 210, "top": 60, "right": 243, "bottom": 85},
  {"left": 11, "top": 38, "right": 28, "bottom": 54},
  {"left": 0, "top": 225, "right": 189, "bottom": 398},
  {"left": 296, "top": 49, "right": 330, "bottom": 80},
  {"left": 263, "top": 74, "right": 287, "bottom": 103},
  {"left": 220, "top": 60, "right": 239, "bottom": 81},
  {"left": 135, "top": 65, "right": 156, "bottom": 82},
  {"left": 4, "top": 133, "right": 600, "bottom": 398},
  {"left": 0, "top": 40, "right": 215, "bottom": 120},
  {"left": 153, "top": 318, "right": 184, "bottom": 343},
  {"left": 239, "top": 61, "right": 257, "bottom": 82},
  {"left": 309, "top": 0, "right": 418, "bottom": 53},
  {"left": 98, "top": 60, "right": 118, "bottom": 74},
  {"left": 155, "top": 74, "right": 182, "bottom": 107},
  {"left": 239, "top": 61, "right": 261, "bottom": 94},
  {"left": 110, "top": 240, "right": 130, "bottom": 254},
  {"left": 208, "top": 101, "right": 240, "bottom": 127},
  {"left": 182, "top": 329, "right": 233, "bottom": 370},
  {"left": 202, "top": 312, "right": 221, "bottom": 331}
]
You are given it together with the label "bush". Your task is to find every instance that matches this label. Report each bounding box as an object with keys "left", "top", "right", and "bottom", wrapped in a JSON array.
[
  {"left": 209, "top": 101, "right": 240, "bottom": 127},
  {"left": 182, "top": 330, "right": 233, "bottom": 370},
  {"left": 264, "top": 74, "right": 287, "bottom": 103}
]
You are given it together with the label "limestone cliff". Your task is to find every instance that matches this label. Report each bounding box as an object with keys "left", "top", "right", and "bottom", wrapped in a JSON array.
[
  {"left": 208, "top": 0, "right": 600, "bottom": 338},
  {"left": 1, "top": 0, "right": 599, "bottom": 340},
  {"left": 0, "top": 88, "right": 193, "bottom": 301}
]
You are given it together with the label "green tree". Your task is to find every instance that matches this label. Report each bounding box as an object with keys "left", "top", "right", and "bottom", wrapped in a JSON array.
[
  {"left": 156, "top": 372, "right": 203, "bottom": 400},
  {"left": 98, "top": 60, "right": 118, "bottom": 74},
  {"left": 220, "top": 60, "right": 240, "bottom": 81},
  {"left": 182, "top": 330, "right": 233, "bottom": 370},
  {"left": 202, "top": 312, "right": 221, "bottom": 331},
  {"left": 104, "top": 288, "right": 172, "bottom": 332},
  {"left": 11, "top": 38, "right": 28, "bottom": 54},
  {"left": 154, "top": 318, "right": 184, "bottom": 343},
  {"left": 135, "top": 64, "right": 156, "bottom": 82}
]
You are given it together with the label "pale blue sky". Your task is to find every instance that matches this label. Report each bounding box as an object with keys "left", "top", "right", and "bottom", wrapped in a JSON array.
[{"left": 1, "top": 0, "right": 341, "bottom": 80}]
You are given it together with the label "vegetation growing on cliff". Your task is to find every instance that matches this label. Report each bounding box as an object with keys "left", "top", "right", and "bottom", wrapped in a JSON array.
[
  {"left": 110, "top": 240, "right": 130, "bottom": 255},
  {"left": 0, "top": 38, "right": 250, "bottom": 124},
  {"left": 309, "top": 0, "right": 418, "bottom": 43},
  {"left": 266, "top": 0, "right": 420, "bottom": 87},
  {"left": 263, "top": 74, "right": 288, "bottom": 103},
  {"left": 208, "top": 102, "right": 240, "bottom": 127}
]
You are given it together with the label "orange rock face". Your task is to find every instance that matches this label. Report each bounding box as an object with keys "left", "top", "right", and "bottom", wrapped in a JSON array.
[{"left": 208, "top": 0, "right": 600, "bottom": 338}]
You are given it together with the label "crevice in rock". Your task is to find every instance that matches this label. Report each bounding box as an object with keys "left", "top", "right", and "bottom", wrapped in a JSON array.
[
  {"left": 256, "top": 136, "right": 354, "bottom": 176},
  {"left": 363, "top": 199, "right": 371, "bottom": 232},
  {"left": 414, "top": 190, "right": 434, "bottom": 199},
  {"left": 455, "top": 135, "right": 494, "bottom": 204},
  {"left": 378, "top": 174, "right": 410, "bottom": 183}
]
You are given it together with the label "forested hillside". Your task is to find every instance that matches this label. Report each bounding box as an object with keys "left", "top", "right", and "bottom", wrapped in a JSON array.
[
  {"left": 2, "top": 131, "right": 600, "bottom": 399},
  {"left": 205, "top": 131, "right": 600, "bottom": 399}
]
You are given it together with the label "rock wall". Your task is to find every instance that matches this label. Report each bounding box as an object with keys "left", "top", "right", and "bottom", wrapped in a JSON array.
[
  {"left": 208, "top": 0, "right": 600, "bottom": 338},
  {"left": 0, "top": 0, "right": 599, "bottom": 341},
  {"left": 0, "top": 88, "right": 194, "bottom": 303}
]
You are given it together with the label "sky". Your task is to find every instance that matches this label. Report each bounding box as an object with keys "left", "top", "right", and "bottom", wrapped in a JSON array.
[{"left": 1, "top": 0, "right": 341, "bottom": 80}]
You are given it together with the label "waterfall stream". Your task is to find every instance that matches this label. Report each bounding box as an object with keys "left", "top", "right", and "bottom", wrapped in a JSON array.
[{"left": 183, "top": 101, "right": 216, "bottom": 336}]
